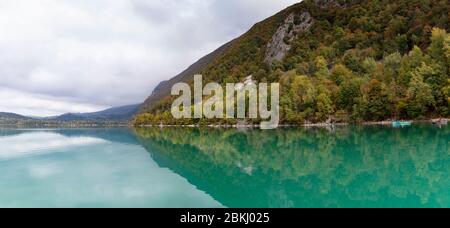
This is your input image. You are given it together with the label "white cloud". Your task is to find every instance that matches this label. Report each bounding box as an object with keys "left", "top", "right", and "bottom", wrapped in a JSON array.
[
  {"left": 0, "top": 0, "right": 299, "bottom": 116},
  {"left": 0, "top": 87, "right": 105, "bottom": 116}
]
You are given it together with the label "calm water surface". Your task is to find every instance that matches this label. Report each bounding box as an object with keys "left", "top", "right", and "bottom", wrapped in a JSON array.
[{"left": 0, "top": 125, "right": 448, "bottom": 208}]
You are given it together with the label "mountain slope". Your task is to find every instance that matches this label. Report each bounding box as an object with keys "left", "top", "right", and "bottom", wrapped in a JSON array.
[
  {"left": 136, "top": 0, "right": 450, "bottom": 125},
  {"left": 0, "top": 112, "right": 32, "bottom": 125},
  {"left": 139, "top": 0, "right": 355, "bottom": 113},
  {"left": 0, "top": 112, "right": 30, "bottom": 120},
  {"left": 54, "top": 104, "right": 141, "bottom": 121},
  {"left": 140, "top": 41, "right": 233, "bottom": 113},
  {"left": 0, "top": 112, "right": 28, "bottom": 119}
]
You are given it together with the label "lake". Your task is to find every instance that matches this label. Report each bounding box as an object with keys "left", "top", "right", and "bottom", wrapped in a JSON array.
[{"left": 0, "top": 125, "right": 448, "bottom": 208}]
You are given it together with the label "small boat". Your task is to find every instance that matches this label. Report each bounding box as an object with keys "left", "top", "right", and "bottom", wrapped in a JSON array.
[
  {"left": 392, "top": 121, "right": 412, "bottom": 128},
  {"left": 432, "top": 119, "right": 448, "bottom": 126}
]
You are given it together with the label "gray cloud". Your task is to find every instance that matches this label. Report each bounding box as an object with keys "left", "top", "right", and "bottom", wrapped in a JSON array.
[{"left": 0, "top": 0, "right": 299, "bottom": 116}]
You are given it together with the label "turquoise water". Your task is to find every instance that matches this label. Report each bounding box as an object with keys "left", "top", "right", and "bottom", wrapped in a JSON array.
[{"left": 0, "top": 125, "right": 448, "bottom": 208}]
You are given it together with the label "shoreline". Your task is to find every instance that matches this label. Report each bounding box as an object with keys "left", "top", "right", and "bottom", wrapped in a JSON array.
[
  {"left": 135, "top": 118, "right": 449, "bottom": 129},
  {"left": 0, "top": 123, "right": 129, "bottom": 128},
  {"left": 1, "top": 118, "right": 448, "bottom": 129}
]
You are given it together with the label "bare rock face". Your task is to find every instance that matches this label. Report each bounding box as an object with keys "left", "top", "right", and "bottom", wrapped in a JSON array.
[{"left": 264, "top": 12, "right": 313, "bottom": 65}]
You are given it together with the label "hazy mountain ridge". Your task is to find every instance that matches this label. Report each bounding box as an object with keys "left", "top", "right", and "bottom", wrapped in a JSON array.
[
  {"left": 54, "top": 104, "right": 141, "bottom": 121},
  {"left": 0, "top": 104, "right": 141, "bottom": 124},
  {"left": 0, "top": 112, "right": 30, "bottom": 121}
]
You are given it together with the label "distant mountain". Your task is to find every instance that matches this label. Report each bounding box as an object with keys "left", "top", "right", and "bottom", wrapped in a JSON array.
[
  {"left": 0, "top": 112, "right": 30, "bottom": 120},
  {"left": 0, "top": 104, "right": 141, "bottom": 125},
  {"left": 53, "top": 104, "right": 141, "bottom": 121},
  {"left": 0, "top": 112, "right": 31, "bottom": 125}
]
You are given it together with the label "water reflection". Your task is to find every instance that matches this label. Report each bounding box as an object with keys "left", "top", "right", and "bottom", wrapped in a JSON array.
[
  {"left": 134, "top": 125, "right": 450, "bottom": 208},
  {"left": 0, "top": 132, "right": 106, "bottom": 160},
  {"left": 0, "top": 126, "right": 448, "bottom": 208},
  {"left": 0, "top": 128, "right": 222, "bottom": 208}
]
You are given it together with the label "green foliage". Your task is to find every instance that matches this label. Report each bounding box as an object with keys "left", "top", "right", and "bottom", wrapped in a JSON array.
[
  {"left": 362, "top": 79, "right": 393, "bottom": 121},
  {"left": 383, "top": 52, "right": 402, "bottom": 81},
  {"left": 290, "top": 75, "right": 316, "bottom": 112},
  {"left": 361, "top": 57, "right": 377, "bottom": 76},
  {"left": 315, "top": 93, "right": 334, "bottom": 121},
  {"left": 314, "top": 56, "right": 329, "bottom": 78},
  {"left": 429, "top": 28, "right": 448, "bottom": 64},
  {"left": 330, "top": 64, "right": 353, "bottom": 85},
  {"left": 405, "top": 74, "right": 436, "bottom": 118},
  {"left": 343, "top": 49, "right": 364, "bottom": 73},
  {"left": 442, "top": 80, "right": 450, "bottom": 115},
  {"left": 135, "top": 0, "right": 450, "bottom": 125},
  {"left": 338, "top": 78, "right": 363, "bottom": 111}
]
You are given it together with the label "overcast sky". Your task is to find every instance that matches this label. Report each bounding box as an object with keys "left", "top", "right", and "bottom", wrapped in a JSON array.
[{"left": 0, "top": 0, "right": 299, "bottom": 116}]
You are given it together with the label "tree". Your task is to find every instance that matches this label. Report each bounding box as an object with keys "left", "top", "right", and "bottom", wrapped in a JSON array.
[
  {"left": 428, "top": 28, "right": 448, "bottom": 64},
  {"left": 441, "top": 79, "right": 450, "bottom": 116},
  {"left": 343, "top": 49, "right": 363, "bottom": 74},
  {"left": 398, "top": 46, "right": 427, "bottom": 88},
  {"left": 316, "top": 93, "right": 334, "bottom": 121},
  {"left": 445, "top": 34, "right": 450, "bottom": 72},
  {"left": 338, "top": 78, "right": 363, "bottom": 111},
  {"left": 407, "top": 46, "right": 426, "bottom": 68},
  {"left": 413, "top": 62, "right": 447, "bottom": 102},
  {"left": 330, "top": 64, "right": 353, "bottom": 85},
  {"left": 406, "top": 74, "right": 435, "bottom": 118},
  {"left": 361, "top": 79, "right": 393, "bottom": 121},
  {"left": 423, "top": 28, "right": 449, "bottom": 114},
  {"left": 383, "top": 52, "right": 402, "bottom": 82},
  {"left": 290, "top": 75, "right": 316, "bottom": 112},
  {"left": 314, "top": 56, "right": 329, "bottom": 78},
  {"left": 361, "top": 57, "right": 377, "bottom": 76}
]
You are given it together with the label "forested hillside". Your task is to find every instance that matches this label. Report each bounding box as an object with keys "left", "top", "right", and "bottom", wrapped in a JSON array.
[{"left": 135, "top": 0, "right": 449, "bottom": 126}]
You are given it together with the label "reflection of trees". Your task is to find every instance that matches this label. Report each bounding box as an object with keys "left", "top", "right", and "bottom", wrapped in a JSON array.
[{"left": 134, "top": 126, "right": 449, "bottom": 208}]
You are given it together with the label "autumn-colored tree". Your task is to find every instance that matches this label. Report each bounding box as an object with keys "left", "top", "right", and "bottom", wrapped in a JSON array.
[
  {"left": 429, "top": 28, "right": 448, "bottom": 65},
  {"left": 135, "top": 0, "right": 450, "bottom": 126},
  {"left": 316, "top": 93, "right": 334, "bottom": 121},
  {"left": 406, "top": 74, "right": 435, "bottom": 118},
  {"left": 361, "top": 79, "right": 393, "bottom": 121},
  {"left": 330, "top": 64, "right": 353, "bottom": 85}
]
